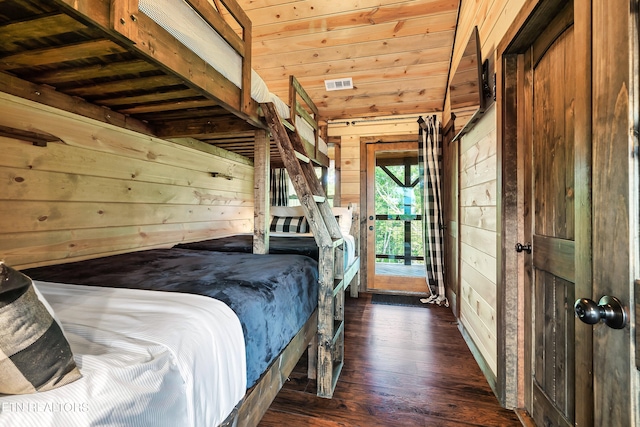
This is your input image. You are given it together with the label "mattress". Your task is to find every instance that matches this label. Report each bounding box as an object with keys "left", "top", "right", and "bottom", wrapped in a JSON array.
[
  {"left": 175, "top": 232, "right": 357, "bottom": 268},
  {"left": 0, "top": 281, "right": 245, "bottom": 427},
  {"left": 138, "top": 0, "right": 327, "bottom": 153},
  {"left": 23, "top": 249, "right": 319, "bottom": 388}
]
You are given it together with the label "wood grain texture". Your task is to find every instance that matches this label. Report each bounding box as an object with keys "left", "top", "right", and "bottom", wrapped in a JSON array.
[
  {"left": 591, "top": 1, "right": 633, "bottom": 425},
  {"left": 259, "top": 293, "right": 520, "bottom": 427},
  {"left": 0, "top": 96, "right": 254, "bottom": 268},
  {"left": 234, "top": 0, "right": 459, "bottom": 120}
]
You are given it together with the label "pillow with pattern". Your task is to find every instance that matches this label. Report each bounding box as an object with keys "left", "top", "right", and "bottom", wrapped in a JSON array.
[
  {"left": 0, "top": 262, "right": 81, "bottom": 394},
  {"left": 270, "top": 215, "right": 309, "bottom": 233}
]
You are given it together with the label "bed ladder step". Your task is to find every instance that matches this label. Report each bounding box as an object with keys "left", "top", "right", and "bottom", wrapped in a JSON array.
[{"left": 261, "top": 101, "right": 346, "bottom": 399}]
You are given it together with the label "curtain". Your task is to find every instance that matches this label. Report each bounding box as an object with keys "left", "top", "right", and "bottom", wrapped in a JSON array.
[
  {"left": 418, "top": 116, "right": 448, "bottom": 307},
  {"left": 270, "top": 168, "right": 289, "bottom": 206}
]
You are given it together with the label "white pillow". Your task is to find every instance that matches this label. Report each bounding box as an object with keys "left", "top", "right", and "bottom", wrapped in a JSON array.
[
  {"left": 271, "top": 206, "right": 305, "bottom": 217},
  {"left": 332, "top": 206, "right": 353, "bottom": 235}
]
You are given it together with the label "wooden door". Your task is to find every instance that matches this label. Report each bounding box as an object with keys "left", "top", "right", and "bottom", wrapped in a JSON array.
[
  {"left": 365, "top": 141, "right": 429, "bottom": 293},
  {"left": 501, "top": 0, "right": 633, "bottom": 424},
  {"left": 521, "top": 2, "right": 633, "bottom": 425},
  {"left": 525, "top": 6, "right": 577, "bottom": 426}
]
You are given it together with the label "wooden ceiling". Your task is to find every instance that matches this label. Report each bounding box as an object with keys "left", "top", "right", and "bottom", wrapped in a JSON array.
[{"left": 235, "top": 0, "right": 460, "bottom": 121}]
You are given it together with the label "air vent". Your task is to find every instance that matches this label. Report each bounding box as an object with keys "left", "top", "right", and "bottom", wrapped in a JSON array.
[{"left": 324, "top": 77, "right": 354, "bottom": 91}]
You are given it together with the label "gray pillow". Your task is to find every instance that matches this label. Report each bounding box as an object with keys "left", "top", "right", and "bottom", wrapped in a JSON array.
[{"left": 0, "top": 262, "right": 81, "bottom": 394}]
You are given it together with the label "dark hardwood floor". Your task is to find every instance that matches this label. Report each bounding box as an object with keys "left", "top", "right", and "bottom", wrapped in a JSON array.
[{"left": 259, "top": 293, "right": 522, "bottom": 427}]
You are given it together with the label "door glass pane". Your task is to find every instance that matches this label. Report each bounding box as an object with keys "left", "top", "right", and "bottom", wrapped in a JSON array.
[{"left": 374, "top": 150, "right": 425, "bottom": 278}]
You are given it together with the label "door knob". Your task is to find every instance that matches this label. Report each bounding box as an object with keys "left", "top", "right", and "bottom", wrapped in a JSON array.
[
  {"left": 515, "top": 242, "right": 532, "bottom": 254},
  {"left": 574, "top": 296, "right": 627, "bottom": 329}
]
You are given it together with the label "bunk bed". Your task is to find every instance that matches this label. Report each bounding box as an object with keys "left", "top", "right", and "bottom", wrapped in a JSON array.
[
  {"left": 0, "top": 0, "right": 329, "bottom": 167},
  {"left": 0, "top": 0, "right": 349, "bottom": 424}
]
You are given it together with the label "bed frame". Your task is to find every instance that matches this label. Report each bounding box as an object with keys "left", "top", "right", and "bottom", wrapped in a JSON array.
[
  {"left": 1, "top": 0, "right": 343, "bottom": 424},
  {"left": 0, "top": 0, "right": 329, "bottom": 168}
]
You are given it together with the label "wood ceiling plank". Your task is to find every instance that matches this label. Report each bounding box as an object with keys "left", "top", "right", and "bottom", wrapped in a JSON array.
[
  {"left": 63, "top": 75, "right": 183, "bottom": 97},
  {"left": 119, "top": 99, "right": 218, "bottom": 115},
  {"left": 254, "top": 32, "right": 454, "bottom": 70},
  {"left": 155, "top": 117, "right": 256, "bottom": 138},
  {"left": 251, "top": 12, "right": 457, "bottom": 55},
  {"left": 246, "top": 0, "right": 458, "bottom": 29},
  {"left": 258, "top": 59, "right": 450, "bottom": 91},
  {"left": 320, "top": 100, "right": 441, "bottom": 120},
  {"left": 99, "top": 89, "right": 201, "bottom": 107},
  {"left": 312, "top": 79, "right": 445, "bottom": 101},
  {"left": 0, "top": 39, "right": 127, "bottom": 70},
  {"left": 0, "top": 13, "right": 87, "bottom": 53},
  {"left": 30, "top": 60, "right": 159, "bottom": 85},
  {"left": 264, "top": 61, "right": 450, "bottom": 94}
]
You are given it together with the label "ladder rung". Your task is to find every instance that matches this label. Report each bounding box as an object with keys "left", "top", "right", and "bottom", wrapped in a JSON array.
[
  {"left": 282, "top": 118, "right": 295, "bottom": 131},
  {"left": 331, "top": 237, "right": 344, "bottom": 247},
  {"left": 330, "top": 360, "right": 344, "bottom": 394},
  {"left": 331, "top": 320, "right": 344, "bottom": 345},
  {"left": 333, "top": 279, "right": 344, "bottom": 296},
  {"left": 313, "top": 194, "right": 325, "bottom": 202},
  {"left": 295, "top": 150, "right": 310, "bottom": 163}
]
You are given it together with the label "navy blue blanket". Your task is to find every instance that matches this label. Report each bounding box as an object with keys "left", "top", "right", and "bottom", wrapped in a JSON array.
[
  {"left": 175, "top": 235, "right": 320, "bottom": 260},
  {"left": 24, "top": 249, "right": 318, "bottom": 388}
]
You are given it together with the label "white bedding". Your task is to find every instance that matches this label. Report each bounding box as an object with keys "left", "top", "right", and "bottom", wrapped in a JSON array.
[
  {"left": 137, "top": 0, "right": 327, "bottom": 154},
  {"left": 0, "top": 281, "right": 246, "bottom": 427}
]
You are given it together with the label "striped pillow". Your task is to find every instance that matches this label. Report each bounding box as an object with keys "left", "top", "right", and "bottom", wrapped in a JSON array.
[
  {"left": 0, "top": 262, "right": 81, "bottom": 394},
  {"left": 270, "top": 215, "right": 309, "bottom": 233}
]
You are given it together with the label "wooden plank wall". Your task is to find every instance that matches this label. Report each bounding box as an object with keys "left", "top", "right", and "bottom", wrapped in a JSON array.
[
  {"left": 444, "top": 0, "right": 527, "bottom": 379},
  {"left": 0, "top": 93, "right": 254, "bottom": 270},
  {"left": 339, "top": 135, "right": 361, "bottom": 206},
  {"left": 458, "top": 105, "right": 498, "bottom": 373}
]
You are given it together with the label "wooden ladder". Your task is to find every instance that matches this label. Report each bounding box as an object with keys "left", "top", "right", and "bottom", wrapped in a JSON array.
[{"left": 261, "top": 102, "right": 346, "bottom": 398}]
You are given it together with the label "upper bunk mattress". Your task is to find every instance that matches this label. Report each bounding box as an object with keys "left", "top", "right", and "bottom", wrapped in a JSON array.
[
  {"left": 23, "top": 248, "right": 318, "bottom": 388},
  {"left": 0, "top": 281, "right": 245, "bottom": 427}
]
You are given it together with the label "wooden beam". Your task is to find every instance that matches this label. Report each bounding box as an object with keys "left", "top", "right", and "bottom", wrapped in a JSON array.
[
  {"left": 0, "top": 13, "right": 87, "bottom": 53},
  {"left": 0, "top": 71, "right": 153, "bottom": 136},
  {"left": 155, "top": 117, "right": 263, "bottom": 138},
  {"left": 63, "top": 75, "right": 183, "bottom": 98},
  {"left": 0, "top": 39, "right": 126, "bottom": 70},
  {"left": 253, "top": 129, "right": 269, "bottom": 255},
  {"left": 32, "top": 60, "right": 159, "bottom": 85}
]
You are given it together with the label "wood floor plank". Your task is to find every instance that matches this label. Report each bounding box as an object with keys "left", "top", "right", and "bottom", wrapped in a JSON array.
[{"left": 259, "top": 293, "right": 521, "bottom": 426}]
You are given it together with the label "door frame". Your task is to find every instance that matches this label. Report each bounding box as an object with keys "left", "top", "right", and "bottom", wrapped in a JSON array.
[
  {"left": 360, "top": 135, "right": 428, "bottom": 294},
  {"left": 496, "top": 0, "right": 592, "bottom": 419}
]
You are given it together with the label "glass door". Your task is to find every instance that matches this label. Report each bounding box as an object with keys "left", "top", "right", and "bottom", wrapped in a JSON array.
[{"left": 366, "top": 141, "right": 428, "bottom": 293}]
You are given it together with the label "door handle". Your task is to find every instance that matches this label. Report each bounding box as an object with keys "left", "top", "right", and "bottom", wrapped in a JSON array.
[
  {"left": 574, "top": 296, "right": 627, "bottom": 329},
  {"left": 515, "top": 242, "right": 532, "bottom": 254}
]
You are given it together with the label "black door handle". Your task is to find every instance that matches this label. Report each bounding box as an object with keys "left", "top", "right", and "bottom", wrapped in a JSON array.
[
  {"left": 515, "top": 242, "right": 532, "bottom": 254},
  {"left": 574, "top": 296, "right": 627, "bottom": 329}
]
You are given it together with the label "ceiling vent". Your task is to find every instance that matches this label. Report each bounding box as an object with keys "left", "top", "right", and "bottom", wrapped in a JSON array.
[{"left": 324, "top": 77, "right": 353, "bottom": 91}]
